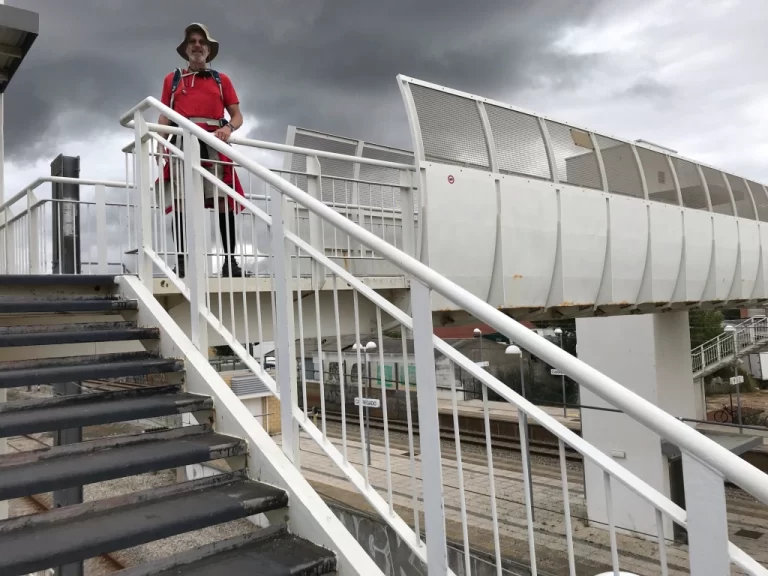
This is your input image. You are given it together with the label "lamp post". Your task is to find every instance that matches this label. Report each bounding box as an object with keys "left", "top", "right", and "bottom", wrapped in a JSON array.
[
  {"left": 554, "top": 327, "right": 567, "bottom": 417},
  {"left": 353, "top": 340, "right": 377, "bottom": 464},
  {"left": 506, "top": 343, "right": 534, "bottom": 520},
  {"left": 724, "top": 325, "right": 742, "bottom": 431}
]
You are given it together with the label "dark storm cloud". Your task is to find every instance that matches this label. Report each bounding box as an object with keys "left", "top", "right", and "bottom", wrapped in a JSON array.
[{"left": 6, "top": 0, "right": 605, "bottom": 163}]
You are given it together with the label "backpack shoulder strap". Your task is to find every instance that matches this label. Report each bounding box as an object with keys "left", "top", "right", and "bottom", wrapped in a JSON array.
[
  {"left": 209, "top": 69, "right": 224, "bottom": 103},
  {"left": 169, "top": 68, "right": 182, "bottom": 110}
]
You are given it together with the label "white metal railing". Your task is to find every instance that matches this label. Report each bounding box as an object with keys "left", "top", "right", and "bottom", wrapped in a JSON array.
[
  {"left": 0, "top": 176, "right": 133, "bottom": 275},
  {"left": 116, "top": 97, "right": 768, "bottom": 575},
  {"left": 691, "top": 315, "right": 768, "bottom": 377}
]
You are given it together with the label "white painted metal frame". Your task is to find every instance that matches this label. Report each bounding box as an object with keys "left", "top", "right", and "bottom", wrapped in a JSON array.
[
  {"left": 691, "top": 314, "right": 768, "bottom": 378},
  {"left": 116, "top": 96, "right": 768, "bottom": 575}
]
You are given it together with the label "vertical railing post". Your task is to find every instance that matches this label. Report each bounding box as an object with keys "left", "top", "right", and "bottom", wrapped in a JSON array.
[
  {"left": 410, "top": 279, "right": 448, "bottom": 574},
  {"left": 305, "top": 155, "right": 325, "bottom": 288},
  {"left": 271, "top": 185, "right": 300, "bottom": 464},
  {"left": 182, "top": 130, "right": 208, "bottom": 355},
  {"left": 400, "top": 169, "right": 417, "bottom": 257},
  {"left": 95, "top": 184, "right": 107, "bottom": 274},
  {"left": 134, "top": 111, "right": 153, "bottom": 287},
  {"left": 27, "top": 189, "right": 40, "bottom": 273},
  {"left": 682, "top": 451, "right": 730, "bottom": 575}
]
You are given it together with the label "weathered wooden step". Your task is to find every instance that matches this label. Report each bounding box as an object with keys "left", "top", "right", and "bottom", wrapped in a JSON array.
[
  {"left": 0, "top": 384, "right": 210, "bottom": 437},
  {"left": 113, "top": 526, "right": 337, "bottom": 576},
  {"left": 0, "top": 296, "right": 137, "bottom": 314},
  {"left": 0, "top": 351, "right": 183, "bottom": 388},
  {"left": 0, "top": 321, "right": 159, "bottom": 347},
  {"left": 0, "top": 425, "right": 245, "bottom": 500},
  {"left": 0, "top": 471, "right": 288, "bottom": 575}
]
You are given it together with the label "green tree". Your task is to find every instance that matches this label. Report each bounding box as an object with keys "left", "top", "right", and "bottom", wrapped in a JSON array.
[{"left": 689, "top": 310, "right": 724, "bottom": 348}]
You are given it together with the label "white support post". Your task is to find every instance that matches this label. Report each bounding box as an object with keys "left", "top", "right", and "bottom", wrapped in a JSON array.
[
  {"left": 305, "top": 155, "right": 325, "bottom": 288},
  {"left": 134, "top": 111, "right": 154, "bottom": 287},
  {"left": 271, "top": 185, "right": 300, "bottom": 464},
  {"left": 182, "top": 130, "right": 208, "bottom": 355},
  {"left": 681, "top": 451, "right": 730, "bottom": 575},
  {"left": 410, "top": 280, "right": 448, "bottom": 574},
  {"left": 95, "top": 184, "right": 107, "bottom": 274},
  {"left": 400, "top": 169, "right": 416, "bottom": 257},
  {"left": 27, "top": 189, "right": 40, "bottom": 273}
]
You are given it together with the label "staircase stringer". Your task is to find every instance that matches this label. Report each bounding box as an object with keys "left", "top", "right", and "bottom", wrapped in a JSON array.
[{"left": 116, "top": 274, "right": 382, "bottom": 576}]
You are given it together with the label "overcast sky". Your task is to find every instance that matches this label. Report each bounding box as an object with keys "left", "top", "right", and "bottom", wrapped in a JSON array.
[{"left": 4, "top": 0, "right": 768, "bottom": 198}]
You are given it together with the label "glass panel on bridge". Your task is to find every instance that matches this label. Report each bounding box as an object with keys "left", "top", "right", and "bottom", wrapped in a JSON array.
[
  {"left": 594, "top": 135, "right": 644, "bottom": 199},
  {"left": 636, "top": 147, "right": 680, "bottom": 205},
  {"left": 484, "top": 103, "right": 551, "bottom": 180},
  {"left": 409, "top": 84, "right": 491, "bottom": 169},
  {"left": 671, "top": 157, "right": 708, "bottom": 210},
  {"left": 725, "top": 174, "right": 756, "bottom": 220},
  {"left": 701, "top": 166, "right": 734, "bottom": 216},
  {"left": 746, "top": 180, "right": 768, "bottom": 222},
  {"left": 546, "top": 120, "right": 603, "bottom": 190}
]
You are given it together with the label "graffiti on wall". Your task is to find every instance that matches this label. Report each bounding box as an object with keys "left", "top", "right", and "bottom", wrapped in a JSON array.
[{"left": 329, "top": 504, "right": 526, "bottom": 576}]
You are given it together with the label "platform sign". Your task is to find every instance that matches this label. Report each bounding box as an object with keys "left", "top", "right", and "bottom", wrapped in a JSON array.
[
  {"left": 355, "top": 397, "right": 381, "bottom": 408},
  {"left": 730, "top": 375, "right": 744, "bottom": 386},
  {"left": 551, "top": 369, "right": 565, "bottom": 376},
  {"left": 476, "top": 361, "right": 490, "bottom": 368}
]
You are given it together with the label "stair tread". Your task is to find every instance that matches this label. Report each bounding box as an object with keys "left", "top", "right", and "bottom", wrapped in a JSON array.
[
  {"left": 0, "top": 352, "right": 183, "bottom": 388},
  {"left": 114, "top": 527, "right": 336, "bottom": 576},
  {"left": 0, "top": 472, "right": 288, "bottom": 575},
  {"left": 0, "top": 384, "right": 211, "bottom": 437},
  {"left": 0, "top": 274, "right": 117, "bottom": 286},
  {"left": 0, "top": 322, "right": 159, "bottom": 347},
  {"left": 0, "top": 425, "right": 245, "bottom": 500},
  {"left": 0, "top": 297, "right": 137, "bottom": 313}
]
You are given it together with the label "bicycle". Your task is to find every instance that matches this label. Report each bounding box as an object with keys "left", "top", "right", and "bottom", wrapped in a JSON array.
[{"left": 713, "top": 404, "right": 768, "bottom": 428}]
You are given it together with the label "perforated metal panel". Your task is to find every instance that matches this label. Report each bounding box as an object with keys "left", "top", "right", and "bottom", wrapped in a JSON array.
[
  {"left": 636, "top": 147, "right": 679, "bottom": 205},
  {"left": 359, "top": 145, "right": 414, "bottom": 211},
  {"left": 409, "top": 84, "right": 490, "bottom": 168},
  {"left": 671, "top": 158, "right": 707, "bottom": 210},
  {"left": 484, "top": 104, "right": 550, "bottom": 179},
  {"left": 595, "top": 135, "right": 644, "bottom": 199},
  {"left": 746, "top": 181, "right": 768, "bottom": 222},
  {"left": 701, "top": 166, "right": 733, "bottom": 216},
  {"left": 725, "top": 175, "right": 756, "bottom": 220},
  {"left": 545, "top": 121, "right": 602, "bottom": 189}
]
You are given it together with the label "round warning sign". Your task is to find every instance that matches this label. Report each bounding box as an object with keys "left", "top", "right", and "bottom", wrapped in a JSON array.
[{"left": 447, "top": 175, "right": 455, "bottom": 184}]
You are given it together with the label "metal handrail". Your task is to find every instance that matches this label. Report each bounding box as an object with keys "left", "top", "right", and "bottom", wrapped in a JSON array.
[
  {"left": 0, "top": 176, "right": 130, "bottom": 214},
  {"left": 120, "top": 121, "right": 415, "bottom": 172},
  {"left": 692, "top": 315, "right": 768, "bottom": 375},
  {"left": 120, "top": 96, "right": 768, "bottom": 508}
]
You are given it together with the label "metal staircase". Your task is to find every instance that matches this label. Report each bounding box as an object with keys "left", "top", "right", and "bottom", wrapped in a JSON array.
[
  {"left": 691, "top": 315, "right": 768, "bottom": 379},
  {"left": 0, "top": 275, "right": 339, "bottom": 575}
]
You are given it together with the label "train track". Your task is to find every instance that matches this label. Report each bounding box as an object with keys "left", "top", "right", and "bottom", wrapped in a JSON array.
[{"left": 318, "top": 410, "right": 582, "bottom": 461}]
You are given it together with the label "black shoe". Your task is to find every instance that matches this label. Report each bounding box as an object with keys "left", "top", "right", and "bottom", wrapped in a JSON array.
[{"left": 221, "top": 257, "right": 244, "bottom": 278}]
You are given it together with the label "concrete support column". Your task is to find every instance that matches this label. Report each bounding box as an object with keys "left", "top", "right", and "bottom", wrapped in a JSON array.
[{"left": 576, "top": 312, "right": 696, "bottom": 539}]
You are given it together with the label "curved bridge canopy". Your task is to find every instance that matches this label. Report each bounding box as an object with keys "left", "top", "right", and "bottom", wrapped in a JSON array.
[{"left": 397, "top": 75, "right": 768, "bottom": 318}]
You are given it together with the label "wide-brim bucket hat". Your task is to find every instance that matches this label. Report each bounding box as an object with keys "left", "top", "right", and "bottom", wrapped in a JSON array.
[{"left": 176, "top": 23, "right": 219, "bottom": 62}]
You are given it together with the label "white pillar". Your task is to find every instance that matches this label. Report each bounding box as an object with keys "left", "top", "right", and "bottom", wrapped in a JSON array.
[{"left": 576, "top": 312, "right": 696, "bottom": 538}]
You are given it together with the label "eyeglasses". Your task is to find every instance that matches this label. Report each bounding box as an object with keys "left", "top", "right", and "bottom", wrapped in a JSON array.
[{"left": 187, "top": 38, "right": 208, "bottom": 46}]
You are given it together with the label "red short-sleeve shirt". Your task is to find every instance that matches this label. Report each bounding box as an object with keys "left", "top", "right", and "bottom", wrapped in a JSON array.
[{"left": 161, "top": 70, "right": 239, "bottom": 129}]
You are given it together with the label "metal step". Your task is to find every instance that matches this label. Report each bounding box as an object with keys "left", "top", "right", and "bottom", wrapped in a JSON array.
[
  {"left": 113, "top": 526, "right": 336, "bottom": 576},
  {"left": 0, "top": 321, "right": 159, "bottom": 347},
  {"left": 0, "top": 384, "right": 211, "bottom": 437},
  {"left": 0, "top": 296, "right": 138, "bottom": 314},
  {"left": 0, "top": 274, "right": 117, "bottom": 287},
  {"left": 0, "top": 351, "right": 184, "bottom": 388},
  {"left": 0, "top": 471, "right": 288, "bottom": 575},
  {"left": 0, "top": 425, "right": 245, "bottom": 500}
]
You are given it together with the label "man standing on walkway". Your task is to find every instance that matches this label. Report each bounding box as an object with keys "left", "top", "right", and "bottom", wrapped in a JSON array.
[{"left": 157, "top": 22, "right": 246, "bottom": 278}]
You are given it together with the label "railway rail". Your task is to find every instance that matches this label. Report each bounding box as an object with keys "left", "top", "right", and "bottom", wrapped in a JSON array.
[{"left": 318, "top": 409, "right": 582, "bottom": 461}]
